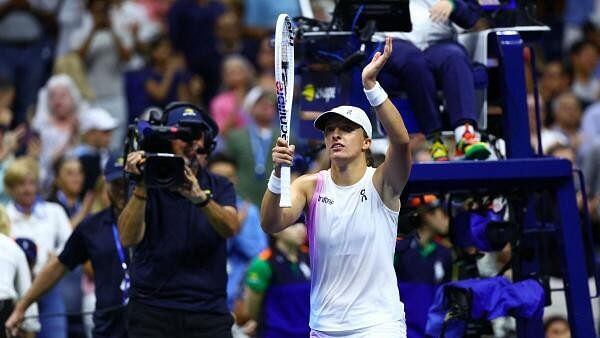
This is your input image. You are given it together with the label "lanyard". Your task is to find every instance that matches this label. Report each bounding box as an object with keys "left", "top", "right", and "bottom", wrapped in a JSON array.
[
  {"left": 248, "top": 123, "right": 272, "bottom": 179},
  {"left": 56, "top": 190, "right": 81, "bottom": 217},
  {"left": 111, "top": 223, "right": 130, "bottom": 305}
]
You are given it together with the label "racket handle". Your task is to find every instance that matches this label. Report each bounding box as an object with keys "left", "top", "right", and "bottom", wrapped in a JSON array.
[{"left": 279, "top": 165, "right": 291, "bottom": 208}]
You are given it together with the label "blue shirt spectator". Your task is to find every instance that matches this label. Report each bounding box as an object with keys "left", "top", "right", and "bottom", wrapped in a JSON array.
[
  {"left": 168, "top": 0, "right": 225, "bottom": 102},
  {"left": 243, "top": 0, "right": 301, "bottom": 31},
  {"left": 227, "top": 199, "right": 267, "bottom": 309}
]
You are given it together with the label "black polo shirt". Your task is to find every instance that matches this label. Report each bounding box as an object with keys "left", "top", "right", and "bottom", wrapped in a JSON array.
[
  {"left": 394, "top": 234, "right": 453, "bottom": 284},
  {"left": 131, "top": 171, "right": 236, "bottom": 313},
  {"left": 58, "top": 208, "right": 128, "bottom": 338}
]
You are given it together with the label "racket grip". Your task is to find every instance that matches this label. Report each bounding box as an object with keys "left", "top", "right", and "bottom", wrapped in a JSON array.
[{"left": 279, "top": 165, "right": 291, "bottom": 208}]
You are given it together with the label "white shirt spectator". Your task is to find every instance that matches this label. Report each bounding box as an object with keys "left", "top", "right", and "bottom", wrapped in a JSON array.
[
  {"left": 572, "top": 79, "right": 600, "bottom": 103},
  {"left": 70, "top": 7, "right": 133, "bottom": 151},
  {"left": 70, "top": 10, "right": 133, "bottom": 100},
  {"left": 541, "top": 128, "right": 570, "bottom": 153},
  {"left": 7, "top": 201, "right": 72, "bottom": 275},
  {"left": 378, "top": 0, "right": 456, "bottom": 50},
  {"left": 581, "top": 102, "right": 600, "bottom": 155},
  {"left": 0, "top": 233, "right": 41, "bottom": 332},
  {"left": 33, "top": 74, "right": 86, "bottom": 192},
  {"left": 55, "top": 0, "right": 86, "bottom": 56},
  {"left": 113, "top": 0, "right": 161, "bottom": 70}
]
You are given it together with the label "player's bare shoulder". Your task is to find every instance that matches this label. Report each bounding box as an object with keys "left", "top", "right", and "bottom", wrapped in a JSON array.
[{"left": 294, "top": 172, "right": 319, "bottom": 202}]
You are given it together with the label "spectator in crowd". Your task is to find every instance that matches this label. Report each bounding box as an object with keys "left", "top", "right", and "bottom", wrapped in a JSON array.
[
  {"left": 70, "top": 0, "right": 133, "bottom": 151},
  {"left": 47, "top": 156, "right": 94, "bottom": 227},
  {"left": 225, "top": 86, "right": 277, "bottom": 206},
  {"left": 569, "top": 40, "right": 600, "bottom": 105},
  {"left": 578, "top": 97, "right": 600, "bottom": 225},
  {"left": 412, "top": 144, "right": 434, "bottom": 163},
  {"left": 395, "top": 194, "right": 452, "bottom": 338},
  {"left": 142, "top": 33, "right": 193, "bottom": 108},
  {"left": 5, "top": 154, "right": 130, "bottom": 338},
  {"left": 71, "top": 107, "right": 118, "bottom": 197},
  {"left": 527, "top": 93, "right": 550, "bottom": 153},
  {"left": 32, "top": 74, "right": 83, "bottom": 193},
  {"left": 53, "top": 0, "right": 86, "bottom": 58},
  {"left": 46, "top": 156, "right": 94, "bottom": 337},
  {"left": 120, "top": 103, "right": 239, "bottom": 337},
  {"left": 582, "top": 142, "right": 600, "bottom": 224},
  {"left": 540, "top": 61, "right": 571, "bottom": 115},
  {"left": 112, "top": 0, "right": 161, "bottom": 71},
  {"left": 187, "top": 73, "right": 207, "bottom": 109},
  {"left": 243, "top": 216, "right": 310, "bottom": 338},
  {"left": 0, "top": 109, "right": 25, "bottom": 206},
  {"left": 311, "top": 0, "right": 335, "bottom": 22},
  {"left": 215, "top": 11, "right": 258, "bottom": 65},
  {"left": 136, "top": 0, "right": 175, "bottom": 29},
  {"left": 542, "top": 92, "right": 583, "bottom": 154},
  {"left": 545, "top": 143, "right": 595, "bottom": 216},
  {"left": 168, "top": 0, "right": 226, "bottom": 103},
  {"left": 382, "top": 0, "right": 490, "bottom": 161},
  {"left": 255, "top": 37, "right": 275, "bottom": 91},
  {"left": 544, "top": 316, "right": 571, "bottom": 338},
  {"left": 579, "top": 94, "right": 600, "bottom": 155},
  {"left": 547, "top": 143, "right": 578, "bottom": 164},
  {"left": 210, "top": 55, "right": 255, "bottom": 137},
  {"left": 563, "top": 0, "right": 594, "bottom": 51},
  {"left": 4, "top": 157, "right": 72, "bottom": 338},
  {"left": 0, "top": 0, "right": 58, "bottom": 126},
  {"left": 243, "top": 0, "right": 301, "bottom": 39},
  {"left": 0, "top": 205, "right": 40, "bottom": 338},
  {"left": 0, "top": 76, "right": 14, "bottom": 113},
  {"left": 207, "top": 153, "right": 268, "bottom": 310}
]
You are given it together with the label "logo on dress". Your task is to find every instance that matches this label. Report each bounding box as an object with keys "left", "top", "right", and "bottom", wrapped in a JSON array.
[
  {"left": 360, "top": 189, "right": 367, "bottom": 202},
  {"left": 318, "top": 195, "right": 334, "bottom": 205}
]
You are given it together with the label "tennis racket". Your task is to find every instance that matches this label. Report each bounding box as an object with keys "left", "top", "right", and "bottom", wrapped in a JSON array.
[{"left": 274, "top": 13, "right": 295, "bottom": 208}]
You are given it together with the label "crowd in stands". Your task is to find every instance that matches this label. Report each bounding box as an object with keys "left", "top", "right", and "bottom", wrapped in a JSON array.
[{"left": 0, "top": 0, "right": 599, "bottom": 337}]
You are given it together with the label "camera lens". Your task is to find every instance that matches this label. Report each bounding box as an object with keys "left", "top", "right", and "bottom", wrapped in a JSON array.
[{"left": 144, "top": 155, "right": 185, "bottom": 188}]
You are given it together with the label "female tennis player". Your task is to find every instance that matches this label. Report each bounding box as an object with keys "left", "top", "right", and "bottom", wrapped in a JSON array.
[{"left": 261, "top": 36, "right": 411, "bottom": 338}]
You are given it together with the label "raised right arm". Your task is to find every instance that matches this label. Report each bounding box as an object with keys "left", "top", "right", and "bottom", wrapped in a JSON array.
[
  {"left": 118, "top": 151, "right": 147, "bottom": 246},
  {"left": 260, "top": 138, "right": 314, "bottom": 234}
]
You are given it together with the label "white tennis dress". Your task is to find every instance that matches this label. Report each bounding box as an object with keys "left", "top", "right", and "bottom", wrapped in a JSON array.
[{"left": 306, "top": 167, "right": 406, "bottom": 336}]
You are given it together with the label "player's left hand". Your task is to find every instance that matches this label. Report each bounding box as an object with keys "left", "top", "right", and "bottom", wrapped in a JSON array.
[
  {"left": 430, "top": 0, "right": 453, "bottom": 23},
  {"left": 362, "top": 36, "right": 393, "bottom": 90}
]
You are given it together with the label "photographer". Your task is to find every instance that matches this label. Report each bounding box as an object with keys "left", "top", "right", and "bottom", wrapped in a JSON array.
[{"left": 119, "top": 103, "right": 239, "bottom": 338}]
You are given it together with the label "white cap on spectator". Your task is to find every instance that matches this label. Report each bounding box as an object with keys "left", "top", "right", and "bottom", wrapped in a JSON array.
[
  {"left": 80, "top": 107, "right": 118, "bottom": 134},
  {"left": 242, "top": 86, "right": 266, "bottom": 113}
]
